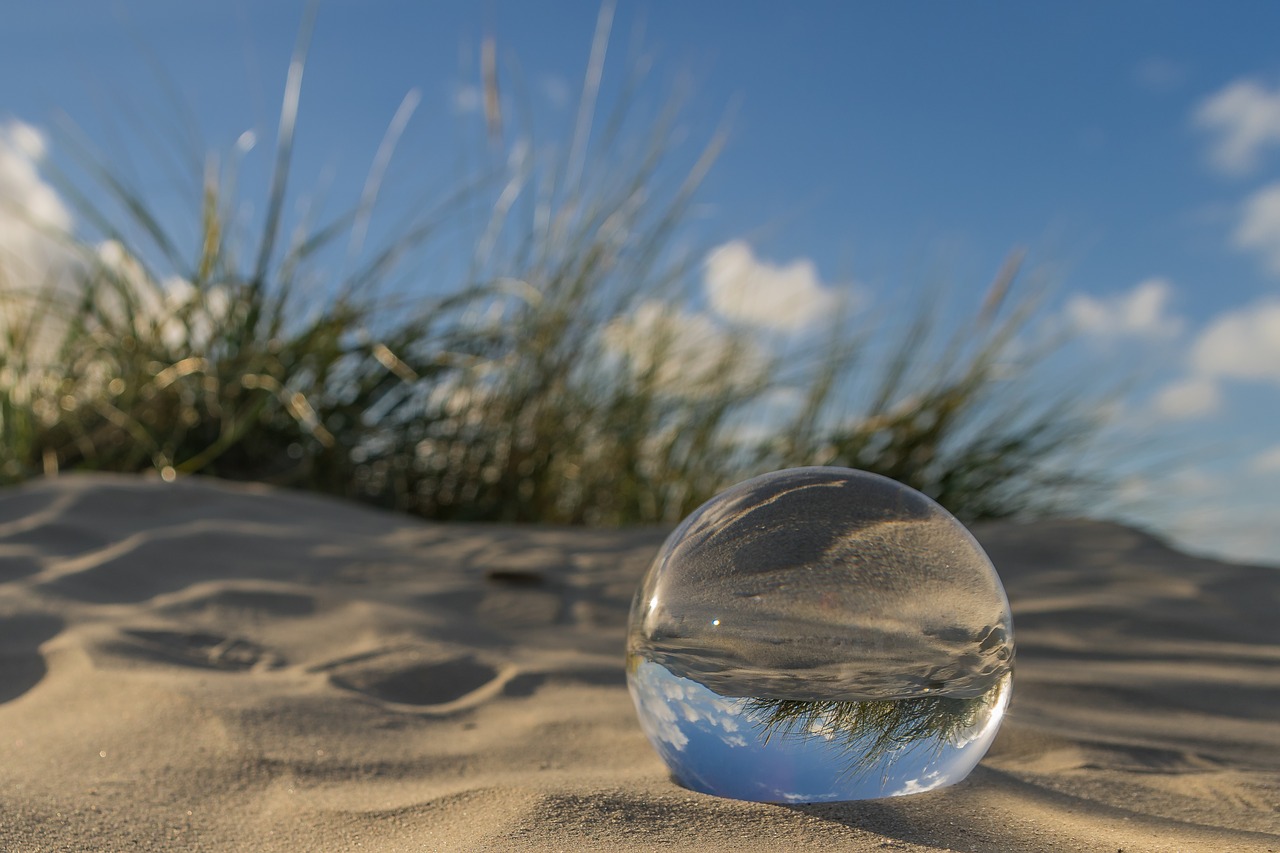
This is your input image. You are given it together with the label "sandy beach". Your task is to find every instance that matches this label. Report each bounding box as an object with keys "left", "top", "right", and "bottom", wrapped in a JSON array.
[{"left": 0, "top": 473, "right": 1276, "bottom": 851}]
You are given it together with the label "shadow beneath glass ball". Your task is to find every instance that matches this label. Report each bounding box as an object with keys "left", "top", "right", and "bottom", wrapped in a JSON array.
[{"left": 780, "top": 765, "right": 1010, "bottom": 853}]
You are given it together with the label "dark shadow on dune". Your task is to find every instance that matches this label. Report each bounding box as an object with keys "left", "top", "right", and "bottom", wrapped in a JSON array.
[
  {"left": 418, "top": 588, "right": 485, "bottom": 612},
  {"left": 56, "top": 477, "right": 411, "bottom": 539},
  {"left": 1031, "top": 678, "right": 1280, "bottom": 726},
  {"left": 0, "top": 554, "right": 43, "bottom": 582},
  {"left": 781, "top": 770, "right": 1051, "bottom": 853},
  {"left": 0, "top": 613, "right": 64, "bottom": 704},
  {"left": 786, "top": 764, "right": 1280, "bottom": 852},
  {"left": 2, "top": 523, "right": 112, "bottom": 559},
  {"left": 784, "top": 798, "right": 980, "bottom": 851},
  {"left": 501, "top": 667, "right": 626, "bottom": 698},
  {"left": 0, "top": 487, "right": 64, "bottom": 529},
  {"left": 485, "top": 569, "right": 546, "bottom": 585},
  {"left": 38, "top": 528, "right": 352, "bottom": 603}
]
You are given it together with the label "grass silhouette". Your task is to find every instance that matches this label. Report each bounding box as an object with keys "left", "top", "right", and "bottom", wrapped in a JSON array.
[
  {"left": 0, "top": 3, "right": 1112, "bottom": 527},
  {"left": 743, "top": 674, "right": 1008, "bottom": 777}
]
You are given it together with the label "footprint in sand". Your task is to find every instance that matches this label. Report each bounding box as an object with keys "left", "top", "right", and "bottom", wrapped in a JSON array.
[
  {"left": 319, "top": 650, "right": 513, "bottom": 713},
  {"left": 110, "top": 629, "right": 287, "bottom": 672}
]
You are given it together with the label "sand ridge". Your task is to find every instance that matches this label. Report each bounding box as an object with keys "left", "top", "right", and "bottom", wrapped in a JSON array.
[{"left": 0, "top": 474, "right": 1276, "bottom": 851}]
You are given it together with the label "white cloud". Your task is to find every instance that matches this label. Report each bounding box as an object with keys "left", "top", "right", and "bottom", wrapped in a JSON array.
[
  {"left": 0, "top": 120, "right": 75, "bottom": 290},
  {"left": 894, "top": 770, "right": 946, "bottom": 797},
  {"left": 703, "top": 240, "right": 841, "bottom": 332},
  {"left": 1194, "top": 77, "right": 1280, "bottom": 175},
  {"left": 93, "top": 240, "right": 230, "bottom": 353},
  {"left": 1234, "top": 182, "right": 1280, "bottom": 275},
  {"left": 0, "top": 121, "right": 230, "bottom": 371},
  {"left": 1152, "top": 376, "right": 1221, "bottom": 420},
  {"left": 1064, "top": 278, "right": 1183, "bottom": 340},
  {"left": 602, "top": 299, "right": 760, "bottom": 395},
  {"left": 630, "top": 658, "right": 748, "bottom": 755},
  {"left": 1253, "top": 445, "right": 1280, "bottom": 473},
  {"left": 1147, "top": 297, "right": 1280, "bottom": 423},
  {"left": 1189, "top": 298, "right": 1280, "bottom": 382},
  {"left": 0, "top": 119, "right": 84, "bottom": 373}
]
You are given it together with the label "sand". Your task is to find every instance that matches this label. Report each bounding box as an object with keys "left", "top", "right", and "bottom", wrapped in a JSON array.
[{"left": 0, "top": 474, "right": 1276, "bottom": 852}]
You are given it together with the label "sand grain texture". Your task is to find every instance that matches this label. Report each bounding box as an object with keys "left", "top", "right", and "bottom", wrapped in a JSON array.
[{"left": 0, "top": 475, "right": 1276, "bottom": 851}]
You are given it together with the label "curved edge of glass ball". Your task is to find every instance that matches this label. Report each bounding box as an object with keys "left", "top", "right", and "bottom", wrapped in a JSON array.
[{"left": 626, "top": 466, "right": 1014, "bottom": 803}]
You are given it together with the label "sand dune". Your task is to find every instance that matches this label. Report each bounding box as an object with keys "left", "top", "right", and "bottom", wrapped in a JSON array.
[{"left": 0, "top": 474, "right": 1276, "bottom": 851}]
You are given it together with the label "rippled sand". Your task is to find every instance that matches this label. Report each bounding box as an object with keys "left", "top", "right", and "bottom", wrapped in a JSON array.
[{"left": 0, "top": 474, "right": 1276, "bottom": 851}]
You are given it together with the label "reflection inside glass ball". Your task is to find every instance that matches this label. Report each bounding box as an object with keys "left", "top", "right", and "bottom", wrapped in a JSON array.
[{"left": 626, "top": 467, "right": 1014, "bottom": 803}]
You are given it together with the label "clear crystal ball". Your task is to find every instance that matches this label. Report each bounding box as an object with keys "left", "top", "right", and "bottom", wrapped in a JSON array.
[{"left": 626, "top": 467, "right": 1013, "bottom": 802}]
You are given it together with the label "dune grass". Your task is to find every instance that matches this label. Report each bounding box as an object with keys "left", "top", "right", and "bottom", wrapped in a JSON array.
[
  {"left": 0, "top": 6, "right": 1111, "bottom": 527},
  {"left": 743, "top": 674, "right": 1009, "bottom": 777}
]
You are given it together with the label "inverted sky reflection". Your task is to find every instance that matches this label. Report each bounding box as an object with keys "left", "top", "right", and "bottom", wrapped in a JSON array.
[{"left": 629, "top": 657, "right": 1010, "bottom": 803}]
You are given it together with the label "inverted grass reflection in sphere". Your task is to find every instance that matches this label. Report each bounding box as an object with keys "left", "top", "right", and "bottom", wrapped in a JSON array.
[{"left": 626, "top": 467, "right": 1013, "bottom": 803}]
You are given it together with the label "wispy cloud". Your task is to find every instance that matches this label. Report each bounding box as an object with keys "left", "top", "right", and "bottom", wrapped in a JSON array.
[
  {"left": 1152, "top": 376, "right": 1221, "bottom": 420},
  {"left": 1064, "top": 278, "right": 1184, "bottom": 341},
  {"left": 0, "top": 119, "right": 84, "bottom": 369},
  {"left": 1151, "top": 297, "right": 1280, "bottom": 421},
  {"left": 0, "top": 120, "right": 75, "bottom": 287},
  {"left": 1189, "top": 298, "right": 1280, "bottom": 382},
  {"left": 1193, "top": 77, "right": 1280, "bottom": 175},
  {"left": 703, "top": 240, "right": 842, "bottom": 332},
  {"left": 0, "top": 121, "right": 233, "bottom": 363},
  {"left": 1255, "top": 445, "right": 1280, "bottom": 473},
  {"left": 1234, "top": 181, "right": 1280, "bottom": 275}
]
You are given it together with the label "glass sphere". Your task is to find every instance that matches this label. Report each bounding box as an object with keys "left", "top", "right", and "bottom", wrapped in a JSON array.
[{"left": 626, "top": 467, "right": 1013, "bottom": 803}]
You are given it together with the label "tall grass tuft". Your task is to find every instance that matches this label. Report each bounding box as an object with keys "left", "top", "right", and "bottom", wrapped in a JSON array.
[
  {"left": 796, "top": 252, "right": 1108, "bottom": 521},
  {"left": 0, "top": 6, "right": 1113, "bottom": 527},
  {"left": 0, "top": 10, "right": 468, "bottom": 499}
]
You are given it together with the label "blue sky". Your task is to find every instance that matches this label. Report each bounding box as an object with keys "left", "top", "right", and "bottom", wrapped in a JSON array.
[{"left": 2, "top": 2, "right": 1279, "bottom": 564}]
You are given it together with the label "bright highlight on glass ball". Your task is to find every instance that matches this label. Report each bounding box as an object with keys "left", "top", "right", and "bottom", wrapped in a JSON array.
[{"left": 626, "top": 467, "right": 1013, "bottom": 803}]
